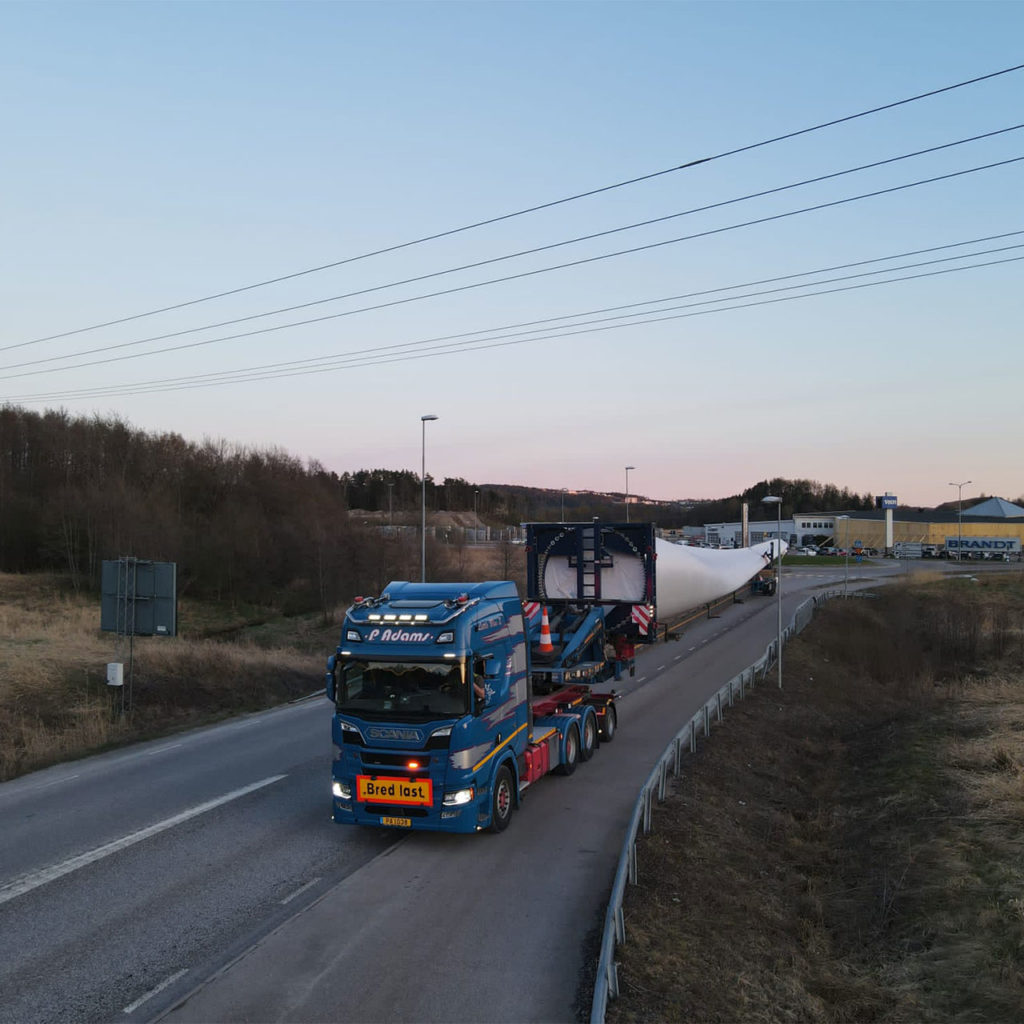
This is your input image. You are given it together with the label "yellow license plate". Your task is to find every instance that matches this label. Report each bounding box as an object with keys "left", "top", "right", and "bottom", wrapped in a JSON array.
[
  {"left": 380, "top": 816, "right": 412, "bottom": 827},
  {"left": 356, "top": 774, "right": 433, "bottom": 806}
]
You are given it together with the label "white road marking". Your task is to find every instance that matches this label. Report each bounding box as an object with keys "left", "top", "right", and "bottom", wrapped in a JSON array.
[
  {"left": 142, "top": 743, "right": 182, "bottom": 757},
  {"left": 0, "top": 775, "right": 287, "bottom": 907},
  {"left": 280, "top": 877, "right": 322, "bottom": 905},
  {"left": 674, "top": 654, "right": 682, "bottom": 660},
  {"left": 688, "top": 646, "right": 697, "bottom": 651},
  {"left": 29, "top": 774, "right": 81, "bottom": 792},
  {"left": 656, "top": 664, "right": 666, "bottom": 671},
  {"left": 122, "top": 968, "right": 188, "bottom": 1014}
]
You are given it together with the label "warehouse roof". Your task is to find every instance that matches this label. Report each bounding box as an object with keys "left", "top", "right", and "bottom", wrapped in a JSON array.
[{"left": 964, "top": 497, "right": 1024, "bottom": 518}]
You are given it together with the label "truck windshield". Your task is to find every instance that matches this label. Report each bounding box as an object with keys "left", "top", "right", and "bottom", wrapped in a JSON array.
[{"left": 336, "top": 659, "right": 468, "bottom": 719}]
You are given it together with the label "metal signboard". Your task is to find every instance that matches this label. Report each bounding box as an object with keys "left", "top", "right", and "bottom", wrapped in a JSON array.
[
  {"left": 101, "top": 558, "right": 177, "bottom": 637},
  {"left": 876, "top": 495, "right": 898, "bottom": 509}
]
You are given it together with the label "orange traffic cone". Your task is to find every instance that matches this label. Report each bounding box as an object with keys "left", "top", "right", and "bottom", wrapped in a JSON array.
[{"left": 538, "top": 607, "right": 554, "bottom": 653}]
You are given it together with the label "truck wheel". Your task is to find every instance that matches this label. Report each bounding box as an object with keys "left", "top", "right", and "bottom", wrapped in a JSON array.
[
  {"left": 599, "top": 705, "right": 617, "bottom": 743},
  {"left": 580, "top": 710, "right": 597, "bottom": 761},
  {"left": 556, "top": 723, "right": 580, "bottom": 776},
  {"left": 489, "top": 765, "right": 514, "bottom": 833}
]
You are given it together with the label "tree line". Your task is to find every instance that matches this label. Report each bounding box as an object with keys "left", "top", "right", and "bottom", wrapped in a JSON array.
[{"left": 0, "top": 406, "right": 877, "bottom": 612}]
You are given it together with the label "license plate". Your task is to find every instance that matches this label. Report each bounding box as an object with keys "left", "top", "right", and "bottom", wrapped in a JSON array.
[
  {"left": 356, "top": 774, "right": 433, "bottom": 806},
  {"left": 380, "top": 816, "right": 412, "bottom": 827}
]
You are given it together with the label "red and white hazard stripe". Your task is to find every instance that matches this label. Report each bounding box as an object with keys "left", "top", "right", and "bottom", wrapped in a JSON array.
[
  {"left": 631, "top": 604, "right": 653, "bottom": 635},
  {"left": 522, "top": 601, "right": 541, "bottom": 622}
]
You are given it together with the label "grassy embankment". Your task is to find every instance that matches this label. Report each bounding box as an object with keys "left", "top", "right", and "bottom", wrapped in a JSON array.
[
  {"left": 604, "top": 571, "right": 1024, "bottom": 1023},
  {"left": 0, "top": 571, "right": 339, "bottom": 782}
]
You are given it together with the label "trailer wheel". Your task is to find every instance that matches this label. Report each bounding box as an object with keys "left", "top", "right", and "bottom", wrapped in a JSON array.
[
  {"left": 556, "top": 723, "right": 580, "bottom": 776},
  {"left": 599, "top": 705, "right": 617, "bottom": 743},
  {"left": 580, "top": 710, "right": 597, "bottom": 761},
  {"left": 489, "top": 765, "right": 514, "bottom": 833}
]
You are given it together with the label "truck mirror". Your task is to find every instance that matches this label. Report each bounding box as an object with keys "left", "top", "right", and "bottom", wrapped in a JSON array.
[{"left": 326, "top": 655, "right": 337, "bottom": 702}]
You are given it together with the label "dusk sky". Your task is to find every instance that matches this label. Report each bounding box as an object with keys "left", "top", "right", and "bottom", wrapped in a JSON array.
[{"left": 2, "top": 1, "right": 1021, "bottom": 508}]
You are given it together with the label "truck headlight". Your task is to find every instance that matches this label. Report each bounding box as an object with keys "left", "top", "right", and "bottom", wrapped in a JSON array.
[
  {"left": 332, "top": 780, "right": 352, "bottom": 800},
  {"left": 442, "top": 786, "right": 475, "bottom": 806}
]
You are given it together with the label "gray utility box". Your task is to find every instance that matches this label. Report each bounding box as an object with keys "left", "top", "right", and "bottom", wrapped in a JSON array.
[{"left": 101, "top": 559, "right": 177, "bottom": 637}]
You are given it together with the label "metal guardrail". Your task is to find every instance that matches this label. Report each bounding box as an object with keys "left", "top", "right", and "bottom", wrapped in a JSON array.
[{"left": 590, "top": 589, "right": 840, "bottom": 1023}]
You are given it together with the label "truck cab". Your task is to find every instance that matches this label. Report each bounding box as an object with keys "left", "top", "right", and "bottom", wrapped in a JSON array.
[{"left": 327, "top": 581, "right": 535, "bottom": 833}]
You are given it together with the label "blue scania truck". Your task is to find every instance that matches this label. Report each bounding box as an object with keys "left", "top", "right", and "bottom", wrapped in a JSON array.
[{"left": 325, "top": 521, "right": 656, "bottom": 833}]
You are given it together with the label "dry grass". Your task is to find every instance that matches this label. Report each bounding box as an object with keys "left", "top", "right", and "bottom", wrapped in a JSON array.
[
  {"left": 0, "top": 572, "right": 332, "bottom": 781},
  {"left": 605, "top": 573, "right": 1024, "bottom": 1024}
]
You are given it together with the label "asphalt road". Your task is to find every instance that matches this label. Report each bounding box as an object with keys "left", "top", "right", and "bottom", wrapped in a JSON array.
[{"left": 0, "top": 559, "right": 996, "bottom": 1023}]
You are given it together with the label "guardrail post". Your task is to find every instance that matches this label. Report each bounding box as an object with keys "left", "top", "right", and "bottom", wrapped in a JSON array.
[
  {"left": 689, "top": 719, "right": 697, "bottom": 753},
  {"left": 628, "top": 839, "right": 637, "bottom": 885},
  {"left": 615, "top": 905, "right": 626, "bottom": 943},
  {"left": 658, "top": 760, "right": 668, "bottom": 801},
  {"left": 703, "top": 704, "right": 711, "bottom": 737},
  {"left": 642, "top": 786, "right": 653, "bottom": 834},
  {"left": 673, "top": 736, "right": 681, "bottom": 776},
  {"left": 610, "top": 961, "right": 620, "bottom": 999},
  {"left": 716, "top": 691, "right": 723, "bottom": 722}
]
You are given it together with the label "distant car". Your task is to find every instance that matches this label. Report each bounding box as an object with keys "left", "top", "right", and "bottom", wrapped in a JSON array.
[{"left": 794, "top": 546, "right": 817, "bottom": 556}]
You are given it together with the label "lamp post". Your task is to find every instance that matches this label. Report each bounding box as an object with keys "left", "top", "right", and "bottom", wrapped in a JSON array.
[
  {"left": 387, "top": 481, "right": 395, "bottom": 527},
  {"left": 561, "top": 488, "right": 567, "bottom": 522},
  {"left": 837, "top": 514, "right": 850, "bottom": 597},
  {"left": 625, "top": 466, "right": 635, "bottom": 523},
  {"left": 949, "top": 480, "right": 971, "bottom": 562},
  {"left": 421, "top": 415, "right": 438, "bottom": 581},
  {"left": 762, "top": 495, "right": 783, "bottom": 689}
]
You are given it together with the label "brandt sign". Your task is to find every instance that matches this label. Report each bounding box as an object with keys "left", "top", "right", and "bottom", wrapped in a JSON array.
[{"left": 946, "top": 537, "right": 1021, "bottom": 554}]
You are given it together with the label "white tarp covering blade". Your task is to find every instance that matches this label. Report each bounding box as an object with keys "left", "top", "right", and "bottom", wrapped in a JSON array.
[{"left": 542, "top": 539, "right": 787, "bottom": 621}]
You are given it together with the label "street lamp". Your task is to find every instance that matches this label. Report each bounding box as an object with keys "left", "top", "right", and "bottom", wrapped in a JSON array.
[
  {"left": 473, "top": 489, "right": 480, "bottom": 542},
  {"left": 387, "top": 481, "right": 395, "bottom": 527},
  {"left": 949, "top": 480, "right": 971, "bottom": 562},
  {"left": 421, "top": 415, "right": 438, "bottom": 581},
  {"left": 561, "top": 488, "right": 567, "bottom": 522},
  {"left": 837, "top": 515, "right": 850, "bottom": 597},
  {"left": 762, "top": 495, "right": 783, "bottom": 689},
  {"left": 625, "top": 466, "right": 636, "bottom": 523}
]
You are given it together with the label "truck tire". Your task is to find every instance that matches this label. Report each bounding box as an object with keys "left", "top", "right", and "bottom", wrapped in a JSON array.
[
  {"left": 556, "top": 723, "right": 580, "bottom": 776},
  {"left": 489, "top": 765, "right": 514, "bottom": 833},
  {"left": 599, "top": 705, "right": 617, "bottom": 743},
  {"left": 580, "top": 710, "right": 597, "bottom": 761}
]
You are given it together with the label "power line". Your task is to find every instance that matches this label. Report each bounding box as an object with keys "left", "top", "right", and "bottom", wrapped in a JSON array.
[
  {"left": 6, "top": 247, "right": 1021, "bottom": 403},
  {"left": 14, "top": 61, "right": 1024, "bottom": 349},
  {"left": 1, "top": 153, "right": 1021, "bottom": 379},
  {"left": 5, "top": 124, "right": 1020, "bottom": 361},
  {"left": 65, "top": 238, "right": 1024, "bottom": 386}
]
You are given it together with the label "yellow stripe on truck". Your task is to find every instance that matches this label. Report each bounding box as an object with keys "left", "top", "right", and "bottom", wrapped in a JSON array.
[{"left": 472, "top": 723, "right": 528, "bottom": 773}]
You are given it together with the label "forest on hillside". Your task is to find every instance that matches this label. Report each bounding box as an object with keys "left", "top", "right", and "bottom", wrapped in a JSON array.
[{"left": 0, "top": 406, "right": 875, "bottom": 612}]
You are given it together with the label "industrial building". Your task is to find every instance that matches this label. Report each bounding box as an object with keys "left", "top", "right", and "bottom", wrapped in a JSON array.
[{"left": 702, "top": 497, "right": 1024, "bottom": 557}]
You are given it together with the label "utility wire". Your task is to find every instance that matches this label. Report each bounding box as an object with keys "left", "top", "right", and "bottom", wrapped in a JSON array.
[
  {"left": 35, "top": 235, "right": 1023, "bottom": 392},
  {"left": 9, "top": 252, "right": 1021, "bottom": 403},
  {"left": 1, "top": 153, "right": 1021, "bottom": 378},
  {"left": 4, "top": 123, "right": 1019, "bottom": 363},
  {"left": 15, "top": 61, "right": 1024, "bottom": 348}
]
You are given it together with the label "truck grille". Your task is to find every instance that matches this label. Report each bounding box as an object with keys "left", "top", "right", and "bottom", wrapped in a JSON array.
[
  {"left": 360, "top": 751, "right": 433, "bottom": 768},
  {"left": 364, "top": 804, "right": 430, "bottom": 817}
]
